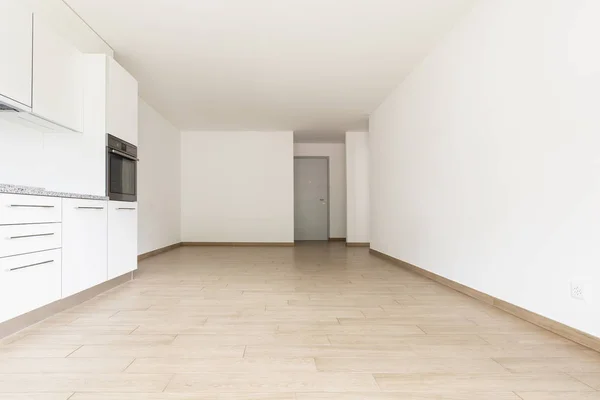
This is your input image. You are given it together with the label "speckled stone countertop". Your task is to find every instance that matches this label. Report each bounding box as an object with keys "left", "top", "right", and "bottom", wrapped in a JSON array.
[{"left": 0, "top": 184, "right": 109, "bottom": 201}]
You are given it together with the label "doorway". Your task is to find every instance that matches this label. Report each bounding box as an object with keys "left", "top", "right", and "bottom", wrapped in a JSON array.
[{"left": 294, "top": 157, "right": 329, "bottom": 241}]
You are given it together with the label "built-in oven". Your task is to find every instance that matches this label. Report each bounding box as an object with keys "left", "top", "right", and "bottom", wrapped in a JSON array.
[{"left": 106, "top": 134, "right": 138, "bottom": 202}]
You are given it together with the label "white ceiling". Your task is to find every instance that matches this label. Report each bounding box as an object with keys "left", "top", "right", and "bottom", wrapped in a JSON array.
[{"left": 65, "top": 0, "right": 475, "bottom": 132}]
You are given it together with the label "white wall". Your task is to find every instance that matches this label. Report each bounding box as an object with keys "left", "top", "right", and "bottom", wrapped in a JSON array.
[
  {"left": 294, "top": 143, "right": 346, "bottom": 239},
  {"left": 181, "top": 131, "right": 294, "bottom": 243},
  {"left": 0, "top": 120, "right": 46, "bottom": 188},
  {"left": 137, "top": 99, "right": 182, "bottom": 255},
  {"left": 370, "top": 0, "right": 600, "bottom": 337},
  {"left": 345, "top": 132, "right": 369, "bottom": 243}
]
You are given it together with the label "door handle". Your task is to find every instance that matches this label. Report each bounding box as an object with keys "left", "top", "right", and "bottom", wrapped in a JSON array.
[
  {"left": 6, "top": 260, "right": 54, "bottom": 272},
  {"left": 8, "top": 233, "right": 55, "bottom": 240},
  {"left": 76, "top": 206, "right": 105, "bottom": 210},
  {"left": 9, "top": 204, "right": 55, "bottom": 208},
  {"left": 109, "top": 148, "right": 139, "bottom": 161}
]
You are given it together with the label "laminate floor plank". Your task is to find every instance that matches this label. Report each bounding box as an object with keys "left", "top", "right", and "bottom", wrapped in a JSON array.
[
  {"left": 296, "top": 394, "right": 521, "bottom": 400},
  {"left": 164, "top": 372, "right": 380, "bottom": 392},
  {"left": 517, "top": 393, "right": 600, "bottom": 400},
  {"left": 569, "top": 373, "right": 600, "bottom": 389},
  {"left": 126, "top": 357, "right": 317, "bottom": 373},
  {"left": 315, "top": 357, "right": 508, "bottom": 373},
  {"left": 0, "top": 373, "right": 172, "bottom": 393},
  {"left": 374, "top": 373, "right": 594, "bottom": 392}
]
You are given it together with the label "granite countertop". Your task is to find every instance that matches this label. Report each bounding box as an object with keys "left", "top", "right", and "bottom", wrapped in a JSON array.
[{"left": 0, "top": 184, "right": 109, "bottom": 201}]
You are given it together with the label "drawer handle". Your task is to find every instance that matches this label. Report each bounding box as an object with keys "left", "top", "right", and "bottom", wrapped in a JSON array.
[
  {"left": 116, "top": 207, "right": 136, "bottom": 210},
  {"left": 9, "top": 233, "right": 55, "bottom": 240},
  {"left": 9, "top": 204, "right": 55, "bottom": 208},
  {"left": 6, "top": 260, "right": 54, "bottom": 272},
  {"left": 76, "top": 206, "right": 105, "bottom": 210}
]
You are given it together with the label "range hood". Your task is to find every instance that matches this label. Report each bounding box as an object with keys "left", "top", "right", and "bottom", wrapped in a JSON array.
[{"left": 0, "top": 97, "right": 79, "bottom": 133}]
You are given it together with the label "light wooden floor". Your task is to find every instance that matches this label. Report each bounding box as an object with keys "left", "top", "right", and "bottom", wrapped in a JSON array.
[{"left": 1, "top": 243, "right": 599, "bottom": 399}]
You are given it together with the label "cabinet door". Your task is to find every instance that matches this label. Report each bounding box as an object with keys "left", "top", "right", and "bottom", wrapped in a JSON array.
[
  {"left": 0, "top": 249, "right": 61, "bottom": 323},
  {"left": 107, "top": 201, "right": 138, "bottom": 279},
  {"left": 61, "top": 199, "right": 107, "bottom": 298},
  {"left": 0, "top": 1, "right": 32, "bottom": 108},
  {"left": 32, "top": 15, "right": 83, "bottom": 132},
  {"left": 107, "top": 58, "right": 138, "bottom": 145}
]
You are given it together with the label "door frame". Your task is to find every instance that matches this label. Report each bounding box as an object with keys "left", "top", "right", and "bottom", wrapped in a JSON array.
[{"left": 293, "top": 156, "right": 330, "bottom": 240}]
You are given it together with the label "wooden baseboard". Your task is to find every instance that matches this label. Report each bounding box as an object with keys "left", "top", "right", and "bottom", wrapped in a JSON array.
[
  {"left": 0, "top": 272, "right": 132, "bottom": 340},
  {"left": 328, "top": 238, "right": 346, "bottom": 242},
  {"left": 138, "top": 242, "right": 182, "bottom": 261},
  {"left": 181, "top": 242, "right": 295, "bottom": 247},
  {"left": 369, "top": 248, "right": 600, "bottom": 353},
  {"left": 346, "top": 242, "right": 370, "bottom": 247}
]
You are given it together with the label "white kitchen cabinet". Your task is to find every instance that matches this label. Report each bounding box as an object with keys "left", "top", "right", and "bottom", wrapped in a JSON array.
[
  {"left": 32, "top": 14, "right": 84, "bottom": 132},
  {"left": 61, "top": 199, "right": 107, "bottom": 298},
  {"left": 107, "top": 201, "right": 138, "bottom": 279},
  {"left": 107, "top": 58, "right": 138, "bottom": 145},
  {"left": 0, "top": 1, "right": 33, "bottom": 108},
  {"left": 0, "top": 249, "right": 61, "bottom": 323}
]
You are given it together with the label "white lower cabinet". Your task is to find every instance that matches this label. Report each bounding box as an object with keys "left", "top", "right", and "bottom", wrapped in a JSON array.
[
  {"left": 107, "top": 201, "right": 138, "bottom": 279},
  {"left": 61, "top": 199, "right": 108, "bottom": 298},
  {"left": 0, "top": 249, "right": 61, "bottom": 323}
]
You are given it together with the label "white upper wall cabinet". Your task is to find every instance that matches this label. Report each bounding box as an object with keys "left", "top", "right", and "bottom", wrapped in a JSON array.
[
  {"left": 0, "top": 1, "right": 33, "bottom": 108},
  {"left": 32, "top": 14, "right": 84, "bottom": 132},
  {"left": 107, "top": 58, "right": 138, "bottom": 145}
]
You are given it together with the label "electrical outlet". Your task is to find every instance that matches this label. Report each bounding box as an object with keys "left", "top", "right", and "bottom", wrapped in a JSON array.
[{"left": 571, "top": 280, "right": 585, "bottom": 300}]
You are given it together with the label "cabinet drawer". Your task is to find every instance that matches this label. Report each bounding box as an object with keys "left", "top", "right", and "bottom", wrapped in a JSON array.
[
  {"left": 0, "top": 223, "right": 61, "bottom": 258},
  {"left": 0, "top": 249, "right": 61, "bottom": 323},
  {"left": 0, "top": 194, "right": 61, "bottom": 225}
]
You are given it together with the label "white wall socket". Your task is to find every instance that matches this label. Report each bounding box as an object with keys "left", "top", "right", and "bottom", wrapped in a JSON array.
[{"left": 571, "top": 280, "right": 585, "bottom": 300}]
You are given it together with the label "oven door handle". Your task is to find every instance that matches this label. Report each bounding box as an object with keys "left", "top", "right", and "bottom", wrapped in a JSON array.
[{"left": 109, "top": 148, "right": 139, "bottom": 161}]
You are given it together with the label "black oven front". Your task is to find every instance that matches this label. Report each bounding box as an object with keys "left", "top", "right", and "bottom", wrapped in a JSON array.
[{"left": 106, "top": 134, "right": 138, "bottom": 202}]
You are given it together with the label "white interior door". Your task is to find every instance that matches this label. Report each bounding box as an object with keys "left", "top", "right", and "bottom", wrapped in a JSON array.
[{"left": 294, "top": 157, "right": 328, "bottom": 240}]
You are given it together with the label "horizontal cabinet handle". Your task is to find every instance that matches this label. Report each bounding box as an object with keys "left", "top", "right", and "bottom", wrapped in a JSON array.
[
  {"left": 6, "top": 260, "right": 54, "bottom": 272},
  {"left": 109, "top": 148, "right": 139, "bottom": 161},
  {"left": 8, "top": 233, "right": 55, "bottom": 240},
  {"left": 116, "top": 207, "right": 136, "bottom": 210},
  {"left": 75, "top": 206, "right": 105, "bottom": 210},
  {"left": 9, "top": 204, "right": 55, "bottom": 208}
]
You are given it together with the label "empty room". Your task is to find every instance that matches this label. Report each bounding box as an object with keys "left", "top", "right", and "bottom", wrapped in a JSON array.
[{"left": 0, "top": 0, "right": 599, "bottom": 398}]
